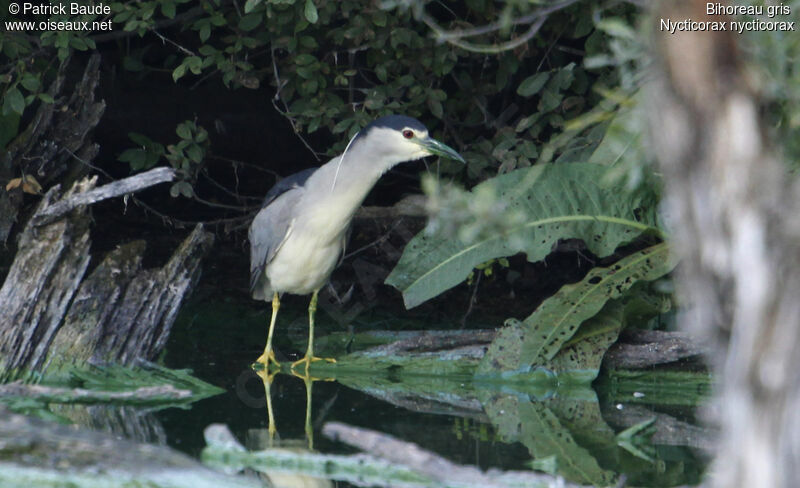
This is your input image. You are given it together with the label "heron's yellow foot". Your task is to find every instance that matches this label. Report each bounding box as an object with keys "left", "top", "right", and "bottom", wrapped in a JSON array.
[
  {"left": 289, "top": 355, "right": 336, "bottom": 379},
  {"left": 290, "top": 355, "right": 336, "bottom": 370},
  {"left": 254, "top": 348, "right": 280, "bottom": 368}
]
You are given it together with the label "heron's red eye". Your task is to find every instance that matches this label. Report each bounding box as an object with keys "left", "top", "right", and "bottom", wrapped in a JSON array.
[{"left": 402, "top": 129, "right": 414, "bottom": 139}]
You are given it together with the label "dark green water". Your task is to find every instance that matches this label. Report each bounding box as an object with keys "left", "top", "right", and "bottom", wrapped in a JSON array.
[{"left": 154, "top": 291, "right": 712, "bottom": 487}]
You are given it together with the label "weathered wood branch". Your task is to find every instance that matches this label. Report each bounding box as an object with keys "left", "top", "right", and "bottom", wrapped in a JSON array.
[{"left": 31, "top": 167, "right": 176, "bottom": 226}]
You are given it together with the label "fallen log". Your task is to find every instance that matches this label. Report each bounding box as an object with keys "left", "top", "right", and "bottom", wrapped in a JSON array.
[
  {"left": 602, "top": 329, "right": 708, "bottom": 369},
  {"left": 325, "top": 328, "right": 705, "bottom": 373}
]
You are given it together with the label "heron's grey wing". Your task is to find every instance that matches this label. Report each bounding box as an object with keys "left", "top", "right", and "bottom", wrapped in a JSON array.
[
  {"left": 260, "top": 167, "right": 316, "bottom": 208},
  {"left": 248, "top": 189, "right": 302, "bottom": 297},
  {"left": 249, "top": 168, "right": 317, "bottom": 298}
]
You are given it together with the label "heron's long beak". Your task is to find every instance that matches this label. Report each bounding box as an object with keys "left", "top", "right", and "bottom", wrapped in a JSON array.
[{"left": 419, "top": 137, "right": 466, "bottom": 163}]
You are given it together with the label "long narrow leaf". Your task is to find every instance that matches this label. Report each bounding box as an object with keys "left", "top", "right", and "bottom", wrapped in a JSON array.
[{"left": 386, "top": 163, "right": 661, "bottom": 308}]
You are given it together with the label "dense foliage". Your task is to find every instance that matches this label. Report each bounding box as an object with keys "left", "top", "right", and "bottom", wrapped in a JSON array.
[{"left": 1, "top": 0, "right": 638, "bottom": 183}]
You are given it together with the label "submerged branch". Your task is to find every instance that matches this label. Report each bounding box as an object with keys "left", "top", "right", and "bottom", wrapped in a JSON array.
[
  {"left": 323, "top": 421, "right": 581, "bottom": 488},
  {"left": 0, "top": 381, "right": 192, "bottom": 404}
]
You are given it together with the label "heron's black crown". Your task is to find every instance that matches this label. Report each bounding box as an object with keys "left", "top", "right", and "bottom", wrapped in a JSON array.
[{"left": 355, "top": 115, "right": 427, "bottom": 141}]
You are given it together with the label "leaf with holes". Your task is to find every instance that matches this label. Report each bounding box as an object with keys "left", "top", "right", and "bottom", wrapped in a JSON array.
[
  {"left": 475, "top": 244, "right": 674, "bottom": 381},
  {"left": 386, "top": 163, "right": 662, "bottom": 308},
  {"left": 520, "top": 243, "right": 673, "bottom": 365}
]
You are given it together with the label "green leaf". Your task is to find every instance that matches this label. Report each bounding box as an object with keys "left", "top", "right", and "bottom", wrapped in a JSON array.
[
  {"left": 172, "top": 63, "right": 186, "bottom": 82},
  {"left": 427, "top": 97, "right": 443, "bottom": 119},
  {"left": 294, "top": 53, "right": 317, "bottom": 65},
  {"left": 186, "top": 56, "right": 203, "bottom": 74},
  {"left": 373, "top": 11, "right": 387, "bottom": 27},
  {"left": 161, "top": 0, "right": 176, "bottom": 18},
  {"left": 596, "top": 18, "right": 637, "bottom": 40},
  {"left": 516, "top": 403, "right": 617, "bottom": 485},
  {"left": 386, "top": 164, "right": 662, "bottom": 308},
  {"left": 176, "top": 122, "right": 192, "bottom": 140},
  {"left": 5, "top": 88, "right": 25, "bottom": 115},
  {"left": 519, "top": 243, "right": 674, "bottom": 364},
  {"left": 0, "top": 111, "right": 20, "bottom": 149},
  {"left": 538, "top": 301, "right": 624, "bottom": 381},
  {"left": 69, "top": 36, "right": 88, "bottom": 51},
  {"left": 476, "top": 246, "right": 673, "bottom": 382},
  {"left": 19, "top": 74, "right": 40, "bottom": 92},
  {"left": 588, "top": 99, "right": 643, "bottom": 167},
  {"left": 186, "top": 143, "right": 203, "bottom": 163},
  {"left": 244, "top": 0, "right": 262, "bottom": 13},
  {"left": 238, "top": 13, "right": 262, "bottom": 31},
  {"left": 199, "top": 24, "right": 211, "bottom": 42},
  {"left": 538, "top": 88, "right": 562, "bottom": 112},
  {"left": 37, "top": 93, "right": 55, "bottom": 104},
  {"left": 118, "top": 148, "right": 147, "bottom": 169},
  {"left": 128, "top": 132, "right": 152, "bottom": 146},
  {"left": 615, "top": 417, "right": 657, "bottom": 462},
  {"left": 517, "top": 72, "right": 549, "bottom": 97},
  {"left": 304, "top": 0, "right": 318, "bottom": 24}
]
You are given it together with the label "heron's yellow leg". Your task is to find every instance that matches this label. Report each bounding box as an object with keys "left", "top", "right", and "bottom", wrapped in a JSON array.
[
  {"left": 255, "top": 292, "right": 281, "bottom": 366},
  {"left": 290, "top": 289, "right": 336, "bottom": 374},
  {"left": 255, "top": 368, "right": 278, "bottom": 441}
]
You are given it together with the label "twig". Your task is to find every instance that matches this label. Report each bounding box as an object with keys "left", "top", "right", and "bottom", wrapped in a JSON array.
[
  {"left": 431, "top": 0, "right": 580, "bottom": 41},
  {"left": 417, "top": 0, "right": 579, "bottom": 54},
  {"left": 270, "top": 44, "right": 321, "bottom": 161},
  {"left": 460, "top": 270, "right": 481, "bottom": 327},
  {"left": 151, "top": 29, "right": 196, "bottom": 57},
  {"left": 420, "top": 14, "right": 547, "bottom": 54},
  {"left": 199, "top": 167, "right": 262, "bottom": 203},
  {"left": 90, "top": 5, "right": 206, "bottom": 43},
  {"left": 207, "top": 154, "right": 283, "bottom": 177},
  {"left": 342, "top": 219, "right": 405, "bottom": 260},
  {"left": 191, "top": 192, "right": 257, "bottom": 211}
]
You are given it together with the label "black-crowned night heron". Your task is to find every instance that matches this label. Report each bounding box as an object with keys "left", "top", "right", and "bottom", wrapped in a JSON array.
[{"left": 249, "top": 115, "right": 464, "bottom": 372}]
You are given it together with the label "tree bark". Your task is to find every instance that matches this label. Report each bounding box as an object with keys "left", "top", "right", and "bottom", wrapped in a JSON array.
[
  {"left": 1, "top": 53, "right": 105, "bottom": 244},
  {"left": 650, "top": 1, "right": 800, "bottom": 485},
  {"left": 0, "top": 169, "right": 213, "bottom": 379}
]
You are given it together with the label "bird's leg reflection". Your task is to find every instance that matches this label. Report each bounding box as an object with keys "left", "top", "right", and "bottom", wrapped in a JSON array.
[
  {"left": 256, "top": 368, "right": 278, "bottom": 443},
  {"left": 255, "top": 292, "right": 281, "bottom": 367},
  {"left": 290, "top": 361, "right": 336, "bottom": 450},
  {"left": 303, "top": 373, "right": 314, "bottom": 450},
  {"left": 290, "top": 289, "right": 337, "bottom": 374},
  {"left": 257, "top": 364, "right": 332, "bottom": 451}
]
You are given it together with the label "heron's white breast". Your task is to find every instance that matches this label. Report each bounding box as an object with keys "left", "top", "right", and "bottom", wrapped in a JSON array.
[{"left": 265, "top": 207, "right": 351, "bottom": 295}]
